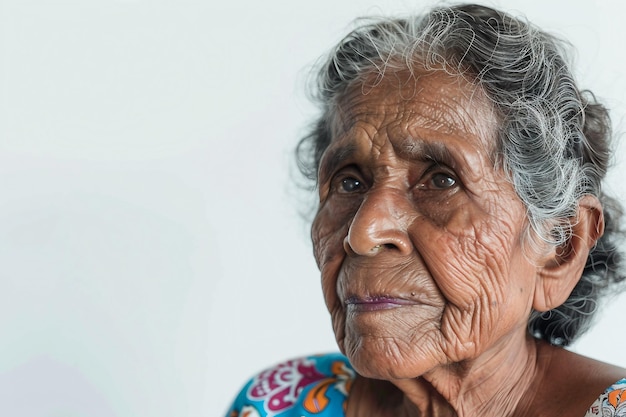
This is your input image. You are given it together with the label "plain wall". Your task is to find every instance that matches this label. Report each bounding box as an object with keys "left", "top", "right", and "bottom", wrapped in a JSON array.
[{"left": 0, "top": 0, "right": 624, "bottom": 416}]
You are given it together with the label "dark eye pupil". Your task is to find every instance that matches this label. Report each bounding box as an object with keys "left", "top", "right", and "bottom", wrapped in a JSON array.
[
  {"left": 433, "top": 174, "right": 455, "bottom": 188},
  {"left": 341, "top": 178, "right": 361, "bottom": 192}
]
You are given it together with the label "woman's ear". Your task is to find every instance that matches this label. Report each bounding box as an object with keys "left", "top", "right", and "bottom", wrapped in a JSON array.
[{"left": 533, "top": 195, "right": 605, "bottom": 312}]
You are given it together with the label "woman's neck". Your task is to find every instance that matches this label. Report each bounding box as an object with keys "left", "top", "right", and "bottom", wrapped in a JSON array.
[
  {"left": 349, "top": 332, "right": 542, "bottom": 417},
  {"left": 347, "top": 333, "right": 626, "bottom": 417}
]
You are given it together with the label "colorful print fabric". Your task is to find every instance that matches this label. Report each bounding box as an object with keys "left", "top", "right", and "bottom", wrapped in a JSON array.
[
  {"left": 226, "top": 353, "right": 625, "bottom": 417},
  {"left": 226, "top": 353, "right": 354, "bottom": 417},
  {"left": 585, "top": 379, "right": 626, "bottom": 417}
]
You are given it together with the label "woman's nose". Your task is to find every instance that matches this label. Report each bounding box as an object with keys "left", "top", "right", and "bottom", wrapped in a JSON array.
[{"left": 343, "top": 188, "right": 414, "bottom": 256}]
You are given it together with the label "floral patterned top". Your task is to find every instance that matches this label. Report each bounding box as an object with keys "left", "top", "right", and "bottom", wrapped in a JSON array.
[
  {"left": 585, "top": 379, "right": 626, "bottom": 417},
  {"left": 226, "top": 353, "right": 626, "bottom": 417},
  {"left": 226, "top": 354, "right": 352, "bottom": 417}
]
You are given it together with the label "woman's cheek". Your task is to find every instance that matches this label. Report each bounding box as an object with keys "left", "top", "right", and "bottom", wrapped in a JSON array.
[
  {"left": 413, "top": 194, "right": 522, "bottom": 303},
  {"left": 312, "top": 212, "right": 343, "bottom": 271},
  {"left": 312, "top": 198, "right": 356, "bottom": 261}
]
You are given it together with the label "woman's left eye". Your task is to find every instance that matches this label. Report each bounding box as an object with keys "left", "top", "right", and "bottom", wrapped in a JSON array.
[{"left": 430, "top": 173, "right": 456, "bottom": 189}]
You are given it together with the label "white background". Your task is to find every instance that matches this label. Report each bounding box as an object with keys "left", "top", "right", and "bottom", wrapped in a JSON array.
[{"left": 0, "top": 0, "right": 625, "bottom": 416}]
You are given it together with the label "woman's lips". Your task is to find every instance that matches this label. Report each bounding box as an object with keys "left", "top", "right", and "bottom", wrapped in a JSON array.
[{"left": 344, "top": 296, "right": 418, "bottom": 312}]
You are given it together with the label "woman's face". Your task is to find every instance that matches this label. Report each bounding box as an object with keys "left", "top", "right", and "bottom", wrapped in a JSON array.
[{"left": 312, "top": 70, "right": 545, "bottom": 380}]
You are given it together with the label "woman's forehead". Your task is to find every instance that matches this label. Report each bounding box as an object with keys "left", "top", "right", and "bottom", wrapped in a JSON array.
[{"left": 327, "top": 69, "right": 499, "bottom": 161}]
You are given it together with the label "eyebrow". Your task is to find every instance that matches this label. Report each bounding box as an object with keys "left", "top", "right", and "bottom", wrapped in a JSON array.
[{"left": 397, "top": 137, "right": 458, "bottom": 167}]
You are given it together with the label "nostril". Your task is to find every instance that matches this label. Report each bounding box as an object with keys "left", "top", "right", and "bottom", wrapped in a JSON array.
[{"left": 370, "top": 243, "right": 401, "bottom": 254}]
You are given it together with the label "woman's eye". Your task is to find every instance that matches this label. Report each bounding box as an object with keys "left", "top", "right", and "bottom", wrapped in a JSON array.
[
  {"left": 340, "top": 177, "right": 363, "bottom": 193},
  {"left": 430, "top": 173, "right": 456, "bottom": 189}
]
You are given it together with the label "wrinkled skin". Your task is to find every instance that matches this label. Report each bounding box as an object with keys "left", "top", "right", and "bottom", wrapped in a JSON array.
[
  {"left": 313, "top": 69, "right": 536, "bottom": 378},
  {"left": 311, "top": 70, "right": 622, "bottom": 416}
]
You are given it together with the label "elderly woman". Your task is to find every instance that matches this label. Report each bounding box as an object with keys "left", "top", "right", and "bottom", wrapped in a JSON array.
[{"left": 227, "top": 4, "right": 626, "bottom": 417}]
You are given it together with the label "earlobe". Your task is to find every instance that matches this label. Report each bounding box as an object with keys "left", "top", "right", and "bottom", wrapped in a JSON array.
[{"left": 533, "top": 195, "right": 604, "bottom": 312}]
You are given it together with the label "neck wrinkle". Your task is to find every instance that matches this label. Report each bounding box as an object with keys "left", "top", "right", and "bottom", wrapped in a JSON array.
[{"left": 391, "top": 334, "right": 541, "bottom": 417}]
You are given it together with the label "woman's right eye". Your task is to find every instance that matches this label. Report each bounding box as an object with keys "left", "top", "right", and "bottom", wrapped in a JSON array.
[{"left": 340, "top": 177, "right": 363, "bottom": 193}]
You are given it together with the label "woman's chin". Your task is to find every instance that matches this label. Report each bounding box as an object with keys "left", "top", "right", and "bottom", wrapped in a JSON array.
[
  {"left": 343, "top": 337, "right": 437, "bottom": 381},
  {"left": 352, "top": 357, "right": 431, "bottom": 381}
]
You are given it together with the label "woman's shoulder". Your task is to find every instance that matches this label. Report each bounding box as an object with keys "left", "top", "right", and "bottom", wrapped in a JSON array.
[
  {"left": 226, "top": 353, "right": 355, "bottom": 417},
  {"left": 584, "top": 378, "right": 626, "bottom": 417}
]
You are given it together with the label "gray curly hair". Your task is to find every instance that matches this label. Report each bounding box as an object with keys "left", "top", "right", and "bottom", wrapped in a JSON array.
[{"left": 297, "top": 3, "right": 625, "bottom": 346}]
